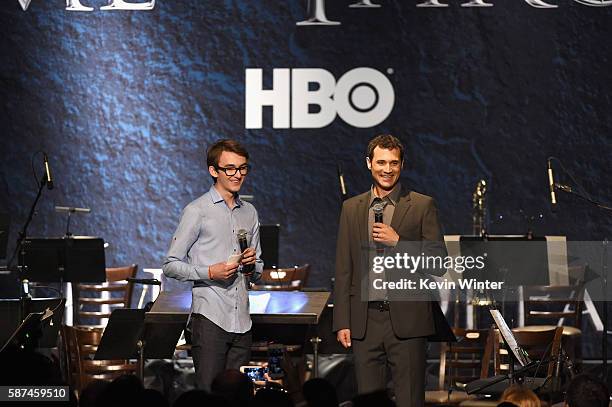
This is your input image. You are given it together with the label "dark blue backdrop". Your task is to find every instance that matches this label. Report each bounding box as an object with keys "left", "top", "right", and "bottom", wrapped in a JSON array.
[{"left": 1, "top": 1, "right": 611, "bottom": 292}]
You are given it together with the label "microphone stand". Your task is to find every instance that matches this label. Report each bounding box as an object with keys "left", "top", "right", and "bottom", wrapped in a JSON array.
[
  {"left": 8, "top": 175, "right": 50, "bottom": 323},
  {"left": 554, "top": 184, "right": 611, "bottom": 380}
]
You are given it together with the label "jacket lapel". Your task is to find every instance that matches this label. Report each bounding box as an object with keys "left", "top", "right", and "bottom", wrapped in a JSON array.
[
  {"left": 356, "top": 192, "right": 369, "bottom": 246},
  {"left": 390, "top": 187, "right": 412, "bottom": 232}
]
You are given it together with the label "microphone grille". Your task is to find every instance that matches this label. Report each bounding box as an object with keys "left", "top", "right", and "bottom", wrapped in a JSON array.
[
  {"left": 237, "top": 229, "right": 247, "bottom": 238},
  {"left": 372, "top": 199, "right": 386, "bottom": 214}
]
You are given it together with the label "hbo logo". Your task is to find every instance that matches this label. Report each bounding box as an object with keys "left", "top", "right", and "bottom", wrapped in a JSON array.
[{"left": 245, "top": 68, "right": 395, "bottom": 129}]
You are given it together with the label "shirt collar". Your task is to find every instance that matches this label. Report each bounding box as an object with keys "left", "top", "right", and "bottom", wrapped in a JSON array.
[
  {"left": 209, "top": 184, "right": 242, "bottom": 207},
  {"left": 369, "top": 182, "right": 401, "bottom": 208}
]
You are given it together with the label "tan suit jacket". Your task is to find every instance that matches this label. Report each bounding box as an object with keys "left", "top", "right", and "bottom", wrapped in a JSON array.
[{"left": 333, "top": 187, "right": 447, "bottom": 339}]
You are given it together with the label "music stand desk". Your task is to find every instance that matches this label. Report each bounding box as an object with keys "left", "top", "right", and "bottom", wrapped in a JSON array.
[
  {"left": 95, "top": 308, "right": 184, "bottom": 380},
  {"left": 148, "top": 290, "right": 331, "bottom": 376},
  {"left": 148, "top": 290, "right": 330, "bottom": 325}
]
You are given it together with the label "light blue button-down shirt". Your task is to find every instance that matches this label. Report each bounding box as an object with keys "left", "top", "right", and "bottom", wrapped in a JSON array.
[{"left": 162, "top": 185, "right": 263, "bottom": 333}]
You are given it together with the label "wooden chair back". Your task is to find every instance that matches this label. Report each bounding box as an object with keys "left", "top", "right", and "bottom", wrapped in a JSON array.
[
  {"left": 522, "top": 284, "right": 585, "bottom": 329},
  {"left": 438, "top": 327, "right": 494, "bottom": 390},
  {"left": 62, "top": 325, "right": 136, "bottom": 394},
  {"left": 75, "top": 264, "right": 138, "bottom": 326},
  {"left": 494, "top": 327, "right": 563, "bottom": 378}
]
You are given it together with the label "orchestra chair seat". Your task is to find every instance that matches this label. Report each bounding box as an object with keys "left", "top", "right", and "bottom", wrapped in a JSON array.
[
  {"left": 75, "top": 264, "right": 138, "bottom": 327},
  {"left": 251, "top": 264, "right": 310, "bottom": 291},
  {"left": 62, "top": 324, "right": 137, "bottom": 396},
  {"left": 514, "top": 283, "right": 584, "bottom": 363},
  {"left": 425, "top": 327, "right": 494, "bottom": 406}
]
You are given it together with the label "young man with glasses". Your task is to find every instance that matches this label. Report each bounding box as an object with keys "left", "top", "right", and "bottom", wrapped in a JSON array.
[{"left": 162, "top": 139, "right": 263, "bottom": 391}]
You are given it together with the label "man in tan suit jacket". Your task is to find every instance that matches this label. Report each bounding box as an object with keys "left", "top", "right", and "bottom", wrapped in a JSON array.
[{"left": 333, "top": 134, "right": 447, "bottom": 407}]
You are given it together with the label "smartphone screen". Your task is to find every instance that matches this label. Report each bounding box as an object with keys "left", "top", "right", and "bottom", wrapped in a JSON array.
[{"left": 241, "top": 366, "right": 266, "bottom": 382}]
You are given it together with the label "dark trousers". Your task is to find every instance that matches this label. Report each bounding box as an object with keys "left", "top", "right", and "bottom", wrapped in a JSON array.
[
  {"left": 352, "top": 307, "right": 427, "bottom": 407},
  {"left": 190, "top": 313, "right": 252, "bottom": 392}
]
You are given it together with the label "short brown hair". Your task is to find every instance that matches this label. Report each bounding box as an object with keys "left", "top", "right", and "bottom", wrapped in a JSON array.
[
  {"left": 207, "top": 139, "right": 249, "bottom": 168},
  {"left": 367, "top": 134, "right": 404, "bottom": 162}
]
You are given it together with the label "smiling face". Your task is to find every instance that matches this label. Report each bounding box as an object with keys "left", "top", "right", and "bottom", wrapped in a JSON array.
[
  {"left": 209, "top": 151, "right": 248, "bottom": 196},
  {"left": 367, "top": 146, "right": 403, "bottom": 194}
]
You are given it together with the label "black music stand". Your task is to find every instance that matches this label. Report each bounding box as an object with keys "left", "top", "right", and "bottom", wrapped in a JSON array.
[
  {"left": 428, "top": 302, "right": 457, "bottom": 342},
  {"left": 260, "top": 224, "right": 280, "bottom": 269},
  {"left": 0, "top": 299, "right": 64, "bottom": 354},
  {"left": 465, "top": 309, "right": 549, "bottom": 397},
  {"left": 460, "top": 235, "right": 549, "bottom": 287},
  {"left": 0, "top": 297, "right": 65, "bottom": 349},
  {"left": 459, "top": 235, "right": 550, "bottom": 327},
  {"left": 21, "top": 237, "right": 106, "bottom": 283},
  {"left": 28, "top": 298, "right": 66, "bottom": 348},
  {"left": 19, "top": 237, "right": 105, "bottom": 326},
  {"left": 149, "top": 290, "right": 332, "bottom": 377},
  {"left": 95, "top": 308, "right": 185, "bottom": 379},
  {"left": 0, "top": 311, "right": 47, "bottom": 353}
]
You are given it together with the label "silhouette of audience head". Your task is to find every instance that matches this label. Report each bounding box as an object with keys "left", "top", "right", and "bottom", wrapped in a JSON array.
[
  {"left": 352, "top": 390, "right": 395, "bottom": 407},
  {"left": 96, "top": 374, "right": 144, "bottom": 407},
  {"left": 0, "top": 346, "right": 77, "bottom": 406},
  {"left": 79, "top": 380, "right": 108, "bottom": 407},
  {"left": 0, "top": 345, "right": 63, "bottom": 385},
  {"left": 142, "top": 388, "right": 169, "bottom": 407},
  {"left": 565, "top": 374, "right": 610, "bottom": 407},
  {"left": 210, "top": 369, "right": 254, "bottom": 406},
  {"left": 302, "top": 378, "right": 339, "bottom": 407},
  {"left": 254, "top": 386, "right": 294, "bottom": 407},
  {"left": 173, "top": 389, "right": 225, "bottom": 407}
]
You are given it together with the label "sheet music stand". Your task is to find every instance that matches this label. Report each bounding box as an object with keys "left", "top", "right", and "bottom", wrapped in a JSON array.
[
  {"left": 21, "top": 237, "right": 106, "bottom": 283},
  {"left": 0, "top": 300, "right": 63, "bottom": 354},
  {"left": 149, "top": 290, "right": 331, "bottom": 376},
  {"left": 428, "top": 302, "right": 457, "bottom": 342},
  {"left": 0, "top": 312, "right": 47, "bottom": 353},
  {"left": 29, "top": 298, "right": 66, "bottom": 348},
  {"left": 465, "top": 309, "right": 543, "bottom": 396},
  {"left": 95, "top": 308, "right": 185, "bottom": 379},
  {"left": 260, "top": 224, "right": 280, "bottom": 269},
  {"left": 459, "top": 235, "right": 549, "bottom": 328},
  {"left": 0, "top": 297, "right": 65, "bottom": 349},
  {"left": 460, "top": 235, "right": 549, "bottom": 287}
]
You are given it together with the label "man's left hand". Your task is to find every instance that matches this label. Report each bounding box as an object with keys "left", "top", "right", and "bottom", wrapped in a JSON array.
[
  {"left": 241, "top": 247, "right": 257, "bottom": 268},
  {"left": 372, "top": 223, "right": 399, "bottom": 246}
]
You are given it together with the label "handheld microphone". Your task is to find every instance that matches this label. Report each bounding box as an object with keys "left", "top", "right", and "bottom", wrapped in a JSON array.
[
  {"left": 547, "top": 159, "right": 557, "bottom": 212},
  {"left": 373, "top": 198, "right": 385, "bottom": 224},
  {"left": 237, "top": 229, "right": 254, "bottom": 274},
  {"left": 43, "top": 153, "right": 54, "bottom": 190},
  {"left": 372, "top": 198, "right": 386, "bottom": 254}
]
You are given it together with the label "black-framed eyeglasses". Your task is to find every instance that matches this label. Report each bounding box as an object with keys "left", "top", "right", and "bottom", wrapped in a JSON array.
[{"left": 216, "top": 165, "right": 250, "bottom": 176}]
